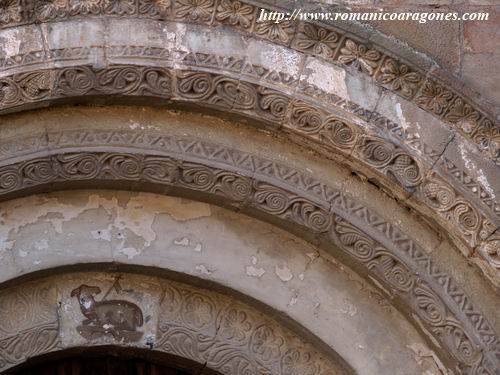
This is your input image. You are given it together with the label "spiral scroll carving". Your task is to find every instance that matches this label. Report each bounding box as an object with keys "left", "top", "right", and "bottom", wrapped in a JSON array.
[
  {"left": 330, "top": 216, "right": 491, "bottom": 374},
  {"left": 0, "top": 63, "right": 496, "bottom": 289},
  {"left": 358, "top": 137, "right": 423, "bottom": 189},
  {"left": 0, "top": 135, "right": 497, "bottom": 373}
]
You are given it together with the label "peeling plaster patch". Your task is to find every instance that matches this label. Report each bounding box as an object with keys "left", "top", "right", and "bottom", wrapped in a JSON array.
[
  {"left": 275, "top": 263, "right": 293, "bottom": 282},
  {"left": 395, "top": 103, "right": 411, "bottom": 131},
  {"left": 116, "top": 247, "right": 141, "bottom": 260},
  {"left": 91, "top": 228, "right": 112, "bottom": 242},
  {"left": 407, "top": 343, "right": 452, "bottom": 375},
  {"left": 298, "top": 273, "right": 305, "bottom": 281},
  {"left": 288, "top": 291, "right": 299, "bottom": 307},
  {"left": 0, "top": 194, "right": 118, "bottom": 247},
  {"left": 34, "top": 260, "right": 41, "bottom": 265},
  {"left": 174, "top": 237, "right": 190, "bottom": 246},
  {"left": 302, "top": 59, "right": 348, "bottom": 99},
  {"left": 0, "top": 240, "right": 14, "bottom": 253},
  {"left": 245, "top": 256, "right": 265, "bottom": 278},
  {"left": 18, "top": 249, "right": 28, "bottom": 257},
  {"left": 341, "top": 299, "right": 358, "bottom": 316},
  {"left": 195, "top": 264, "right": 212, "bottom": 275},
  {"left": 194, "top": 243, "right": 202, "bottom": 252},
  {"left": 34, "top": 238, "right": 49, "bottom": 250},
  {"left": 113, "top": 195, "right": 159, "bottom": 247}
]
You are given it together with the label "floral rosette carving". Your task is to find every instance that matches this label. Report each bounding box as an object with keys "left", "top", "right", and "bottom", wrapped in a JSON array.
[
  {"left": 281, "top": 348, "right": 317, "bottom": 375},
  {"left": 102, "top": 0, "right": 136, "bottom": 15},
  {"left": 0, "top": 0, "right": 21, "bottom": 25},
  {"left": 35, "top": 0, "right": 69, "bottom": 21},
  {"left": 181, "top": 292, "right": 216, "bottom": 331},
  {"left": 377, "top": 58, "right": 421, "bottom": 98},
  {"left": 338, "top": 40, "right": 381, "bottom": 75},
  {"left": 255, "top": 20, "right": 294, "bottom": 45},
  {"left": 250, "top": 325, "right": 284, "bottom": 364},
  {"left": 470, "top": 118, "right": 500, "bottom": 160},
  {"left": 444, "top": 97, "right": 481, "bottom": 132},
  {"left": 175, "top": 0, "right": 214, "bottom": 22},
  {"left": 216, "top": 0, "right": 254, "bottom": 29},
  {"left": 416, "top": 80, "right": 454, "bottom": 116},
  {"left": 139, "top": 0, "right": 171, "bottom": 17},
  {"left": 69, "top": 0, "right": 102, "bottom": 15},
  {"left": 293, "top": 23, "right": 339, "bottom": 58},
  {"left": 218, "top": 308, "right": 252, "bottom": 343}
]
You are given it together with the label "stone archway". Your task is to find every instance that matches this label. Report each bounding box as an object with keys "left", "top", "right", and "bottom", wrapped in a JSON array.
[
  {"left": 0, "top": 1, "right": 499, "bottom": 374},
  {"left": 0, "top": 107, "right": 498, "bottom": 374}
]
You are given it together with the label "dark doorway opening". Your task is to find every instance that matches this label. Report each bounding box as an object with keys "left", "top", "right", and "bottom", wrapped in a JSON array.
[{"left": 12, "top": 356, "right": 192, "bottom": 375}]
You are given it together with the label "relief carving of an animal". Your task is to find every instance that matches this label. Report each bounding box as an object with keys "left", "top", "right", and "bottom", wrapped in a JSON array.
[{"left": 71, "top": 284, "right": 143, "bottom": 332}]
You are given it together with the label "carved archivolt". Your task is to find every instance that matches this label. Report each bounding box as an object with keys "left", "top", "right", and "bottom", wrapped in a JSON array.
[
  {"left": 157, "top": 280, "right": 342, "bottom": 374},
  {"left": 0, "top": 283, "right": 59, "bottom": 370},
  {"left": 0, "top": 0, "right": 497, "bottom": 163},
  {"left": 0, "top": 274, "right": 348, "bottom": 374},
  {"left": 0, "top": 129, "right": 497, "bottom": 374},
  {"left": 0, "top": 62, "right": 497, "bottom": 290}
]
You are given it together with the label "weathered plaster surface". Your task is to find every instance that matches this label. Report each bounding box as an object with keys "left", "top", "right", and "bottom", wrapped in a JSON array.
[{"left": 0, "top": 190, "right": 439, "bottom": 374}]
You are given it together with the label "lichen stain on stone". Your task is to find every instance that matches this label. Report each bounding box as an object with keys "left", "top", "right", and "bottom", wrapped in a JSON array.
[
  {"left": 395, "top": 102, "right": 412, "bottom": 132},
  {"left": 302, "top": 59, "right": 349, "bottom": 99},
  {"left": 458, "top": 142, "right": 495, "bottom": 198},
  {"left": 0, "top": 29, "right": 22, "bottom": 57},
  {"left": 260, "top": 44, "right": 301, "bottom": 77}
]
